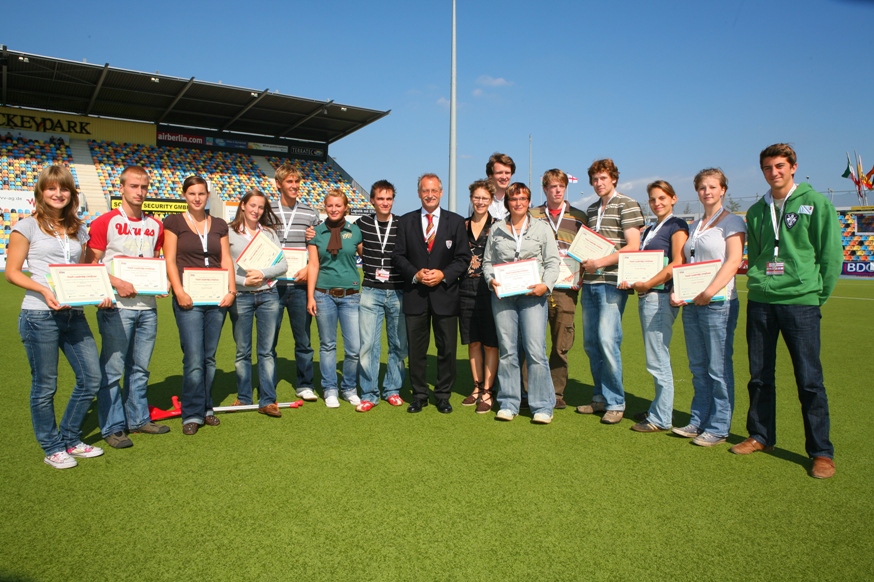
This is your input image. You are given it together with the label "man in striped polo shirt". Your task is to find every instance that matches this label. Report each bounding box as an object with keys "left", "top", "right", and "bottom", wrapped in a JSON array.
[
  {"left": 528, "top": 169, "right": 587, "bottom": 410},
  {"left": 271, "top": 162, "right": 321, "bottom": 402},
  {"left": 355, "top": 180, "right": 408, "bottom": 411},
  {"left": 575, "top": 159, "right": 644, "bottom": 424}
]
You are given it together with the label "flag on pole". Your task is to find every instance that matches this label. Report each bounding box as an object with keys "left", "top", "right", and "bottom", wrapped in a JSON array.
[
  {"left": 842, "top": 152, "right": 859, "bottom": 186},
  {"left": 859, "top": 154, "right": 873, "bottom": 190},
  {"left": 567, "top": 174, "right": 579, "bottom": 184}
]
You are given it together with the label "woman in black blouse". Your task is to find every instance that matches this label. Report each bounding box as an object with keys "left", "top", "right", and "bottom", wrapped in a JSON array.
[{"left": 460, "top": 180, "right": 499, "bottom": 413}]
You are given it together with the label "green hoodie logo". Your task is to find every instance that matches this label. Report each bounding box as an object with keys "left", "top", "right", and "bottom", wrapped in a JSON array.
[{"left": 784, "top": 213, "right": 799, "bottom": 229}]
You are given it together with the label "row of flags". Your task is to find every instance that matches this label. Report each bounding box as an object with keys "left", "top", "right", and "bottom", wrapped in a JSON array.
[{"left": 842, "top": 151, "right": 874, "bottom": 203}]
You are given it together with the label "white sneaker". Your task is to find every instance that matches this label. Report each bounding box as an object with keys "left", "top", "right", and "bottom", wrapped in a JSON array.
[
  {"left": 324, "top": 395, "right": 340, "bottom": 409},
  {"left": 297, "top": 388, "right": 318, "bottom": 402},
  {"left": 44, "top": 451, "right": 77, "bottom": 469},
  {"left": 532, "top": 412, "right": 552, "bottom": 424},
  {"left": 342, "top": 392, "right": 361, "bottom": 406},
  {"left": 496, "top": 409, "right": 515, "bottom": 421},
  {"left": 66, "top": 442, "right": 104, "bottom": 458}
]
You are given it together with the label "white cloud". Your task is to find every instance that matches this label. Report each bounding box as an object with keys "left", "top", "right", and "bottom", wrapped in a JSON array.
[
  {"left": 477, "top": 75, "right": 512, "bottom": 87},
  {"left": 570, "top": 193, "right": 598, "bottom": 208},
  {"left": 436, "top": 97, "right": 450, "bottom": 108},
  {"left": 472, "top": 88, "right": 484, "bottom": 97}
]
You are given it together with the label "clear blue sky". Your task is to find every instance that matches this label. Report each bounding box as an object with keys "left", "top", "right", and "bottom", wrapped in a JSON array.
[{"left": 3, "top": 0, "right": 873, "bottom": 215}]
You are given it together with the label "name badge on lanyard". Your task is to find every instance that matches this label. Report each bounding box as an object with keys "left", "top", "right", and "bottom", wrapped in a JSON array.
[
  {"left": 765, "top": 186, "right": 795, "bottom": 277},
  {"left": 375, "top": 215, "right": 393, "bottom": 282}
]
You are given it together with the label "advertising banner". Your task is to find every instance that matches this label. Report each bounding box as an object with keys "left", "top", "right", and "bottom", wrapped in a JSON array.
[
  {"left": 156, "top": 124, "right": 327, "bottom": 161},
  {"left": 842, "top": 261, "right": 874, "bottom": 277},
  {"left": 110, "top": 197, "right": 189, "bottom": 214}
]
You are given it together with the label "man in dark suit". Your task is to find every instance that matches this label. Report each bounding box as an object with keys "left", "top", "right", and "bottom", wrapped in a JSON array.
[{"left": 392, "top": 173, "right": 472, "bottom": 413}]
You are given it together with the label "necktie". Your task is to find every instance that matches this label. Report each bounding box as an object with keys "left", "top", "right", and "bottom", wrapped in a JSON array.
[{"left": 426, "top": 213, "right": 435, "bottom": 252}]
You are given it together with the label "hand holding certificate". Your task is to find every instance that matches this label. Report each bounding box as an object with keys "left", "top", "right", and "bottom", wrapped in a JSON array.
[
  {"left": 492, "top": 259, "right": 542, "bottom": 298},
  {"left": 554, "top": 255, "right": 581, "bottom": 289},
  {"left": 47, "top": 264, "right": 116, "bottom": 306},
  {"left": 672, "top": 260, "right": 728, "bottom": 303},
  {"left": 235, "top": 230, "right": 283, "bottom": 271},
  {"left": 182, "top": 268, "right": 229, "bottom": 306},
  {"left": 617, "top": 250, "right": 666, "bottom": 289},
  {"left": 278, "top": 248, "right": 308, "bottom": 281},
  {"left": 567, "top": 225, "right": 616, "bottom": 264},
  {"left": 111, "top": 256, "right": 168, "bottom": 295}
]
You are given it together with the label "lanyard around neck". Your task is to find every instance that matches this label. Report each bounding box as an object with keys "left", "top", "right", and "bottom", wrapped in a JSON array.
[
  {"left": 689, "top": 207, "right": 723, "bottom": 262},
  {"left": 546, "top": 202, "right": 566, "bottom": 234},
  {"left": 374, "top": 214, "right": 393, "bottom": 265},
  {"left": 118, "top": 207, "right": 145, "bottom": 257},
  {"left": 186, "top": 211, "right": 211, "bottom": 267},
  {"left": 640, "top": 214, "right": 672, "bottom": 250},
  {"left": 277, "top": 203, "right": 299, "bottom": 240},
  {"left": 595, "top": 194, "right": 616, "bottom": 232},
  {"left": 48, "top": 223, "right": 71, "bottom": 263},
  {"left": 509, "top": 215, "right": 528, "bottom": 261},
  {"left": 767, "top": 184, "right": 797, "bottom": 259}
]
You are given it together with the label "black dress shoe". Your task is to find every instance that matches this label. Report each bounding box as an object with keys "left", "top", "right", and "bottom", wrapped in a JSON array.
[
  {"left": 436, "top": 400, "right": 453, "bottom": 414},
  {"left": 407, "top": 399, "right": 429, "bottom": 413}
]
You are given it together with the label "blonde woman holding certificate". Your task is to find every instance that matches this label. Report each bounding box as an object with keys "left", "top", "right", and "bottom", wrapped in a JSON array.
[
  {"left": 483, "top": 182, "right": 560, "bottom": 424},
  {"left": 670, "top": 169, "right": 745, "bottom": 447},
  {"left": 617, "top": 181, "right": 688, "bottom": 433},
  {"left": 228, "top": 189, "right": 288, "bottom": 418},
  {"left": 164, "top": 176, "right": 237, "bottom": 436}
]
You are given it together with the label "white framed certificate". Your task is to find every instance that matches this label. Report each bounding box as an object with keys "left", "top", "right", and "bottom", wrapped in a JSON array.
[
  {"left": 554, "top": 255, "right": 581, "bottom": 289},
  {"left": 182, "top": 268, "right": 229, "bottom": 306},
  {"left": 672, "top": 260, "right": 728, "bottom": 303},
  {"left": 235, "top": 230, "right": 283, "bottom": 271},
  {"left": 567, "top": 225, "right": 616, "bottom": 263},
  {"left": 492, "top": 258, "right": 542, "bottom": 298},
  {"left": 110, "top": 256, "right": 168, "bottom": 295},
  {"left": 47, "top": 264, "right": 116, "bottom": 306},
  {"left": 617, "top": 250, "right": 666, "bottom": 290},
  {"left": 278, "top": 247, "right": 308, "bottom": 281}
]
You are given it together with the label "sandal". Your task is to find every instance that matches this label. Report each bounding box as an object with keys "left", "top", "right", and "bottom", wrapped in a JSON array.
[
  {"left": 462, "top": 381, "right": 484, "bottom": 406},
  {"left": 476, "top": 388, "right": 495, "bottom": 414}
]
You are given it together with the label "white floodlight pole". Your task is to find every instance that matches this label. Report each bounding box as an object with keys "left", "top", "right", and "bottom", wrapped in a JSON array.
[{"left": 449, "top": 0, "right": 457, "bottom": 212}]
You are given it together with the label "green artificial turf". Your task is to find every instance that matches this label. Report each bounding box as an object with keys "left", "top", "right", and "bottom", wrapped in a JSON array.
[{"left": 0, "top": 278, "right": 872, "bottom": 581}]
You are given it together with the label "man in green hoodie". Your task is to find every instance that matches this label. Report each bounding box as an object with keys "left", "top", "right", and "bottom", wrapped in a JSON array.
[{"left": 731, "top": 143, "right": 843, "bottom": 479}]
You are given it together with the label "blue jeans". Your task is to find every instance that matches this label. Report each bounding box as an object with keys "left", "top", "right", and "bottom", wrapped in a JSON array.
[
  {"left": 582, "top": 284, "right": 629, "bottom": 411},
  {"left": 682, "top": 298, "right": 739, "bottom": 438},
  {"left": 638, "top": 292, "right": 679, "bottom": 429},
  {"left": 314, "top": 291, "right": 360, "bottom": 399},
  {"left": 172, "top": 300, "right": 227, "bottom": 425},
  {"left": 745, "top": 301, "right": 833, "bottom": 458},
  {"left": 492, "top": 294, "right": 555, "bottom": 416},
  {"left": 276, "top": 284, "right": 314, "bottom": 395},
  {"left": 230, "top": 289, "right": 282, "bottom": 405},
  {"left": 18, "top": 309, "right": 101, "bottom": 455},
  {"left": 96, "top": 307, "right": 158, "bottom": 435},
  {"left": 358, "top": 287, "right": 407, "bottom": 404}
]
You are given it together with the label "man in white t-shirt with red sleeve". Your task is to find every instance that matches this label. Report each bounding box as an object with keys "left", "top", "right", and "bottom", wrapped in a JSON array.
[{"left": 86, "top": 166, "right": 167, "bottom": 449}]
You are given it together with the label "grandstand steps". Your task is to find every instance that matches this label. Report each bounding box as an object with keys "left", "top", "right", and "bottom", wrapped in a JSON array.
[
  {"left": 69, "top": 140, "right": 108, "bottom": 212},
  {"left": 252, "top": 156, "right": 278, "bottom": 191}
]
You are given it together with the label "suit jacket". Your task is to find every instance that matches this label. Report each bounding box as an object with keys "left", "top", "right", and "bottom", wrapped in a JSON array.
[{"left": 392, "top": 208, "right": 472, "bottom": 316}]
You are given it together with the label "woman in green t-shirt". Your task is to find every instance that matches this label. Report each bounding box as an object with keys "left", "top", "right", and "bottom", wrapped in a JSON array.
[{"left": 306, "top": 190, "right": 363, "bottom": 409}]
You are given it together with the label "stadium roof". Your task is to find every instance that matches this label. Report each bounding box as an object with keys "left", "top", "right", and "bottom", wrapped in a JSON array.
[{"left": 0, "top": 46, "right": 390, "bottom": 144}]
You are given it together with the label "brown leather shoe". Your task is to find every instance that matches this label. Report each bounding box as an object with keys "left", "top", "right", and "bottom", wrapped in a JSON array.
[
  {"left": 576, "top": 401, "right": 606, "bottom": 414},
  {"left": 258, "top": 403, "right": 282, "bottom": 418},
  {"left": 729, "top": 437, "right": 774, "bottom": 455},
  {"left": 600, "top": 410, "right": 624, "bottom": 424},
  {"left": 554, "top": 397, "right": 567, "bottom": 410},
  {"left": 810, "top": 456, "right": 836, "bottom": 479},
  {"left": 204, "top": 415, "right": 220, "bottom": 426},
  {"left": 182, "top": 422, "right": 199, "bottom": 435},
  {"left": 232, "top": 399, "right": 243, "bottom": 407}
]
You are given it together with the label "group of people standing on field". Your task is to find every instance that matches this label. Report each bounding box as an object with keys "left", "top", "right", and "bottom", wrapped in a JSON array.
[{"left": 8, "top": 143, "right": 842, "bottom": 479}]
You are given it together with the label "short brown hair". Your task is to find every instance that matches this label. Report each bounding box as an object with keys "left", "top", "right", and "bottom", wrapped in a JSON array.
[
  {"left": 486, "top": 153, "right": 516, "bottom": 177},
  {"left": 759, "top": 143, "right": 797, "bottom": 168},
  {"left": 693, "top": 168, "right": 728, "bottom": 191},
  {"left": 182, "top": 175, "right": 208, "bottom": 194},
  {"left": 587, "top": 159, "right": 619, "bottom": 186},
  {"left": 119, "top": 165, "right": 149, "bottom": 186},
  {"left": 370, "top": 179, "right": 396, "bottom": 199},
  {"left": 541, "top": 168, "right": 568, "bottom": 189},
  {"left": 646, "top": 180, "right": 677, "bottom": 199},
  {"left": 503, "top": 182, "right": 531, "bottom": 212},
  {"left": 274, "top": 161, "right": 301, "bottom": 184},
  {"left": 468, "top": 179, "right": 495, "bottom": 199}
]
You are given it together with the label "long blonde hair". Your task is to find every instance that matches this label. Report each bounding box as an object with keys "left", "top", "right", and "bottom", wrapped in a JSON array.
[{"left": 33, "top": 165, "right": 82, "bottom": 237}]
